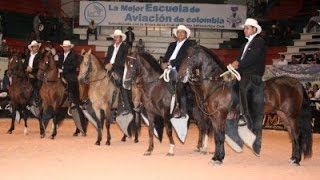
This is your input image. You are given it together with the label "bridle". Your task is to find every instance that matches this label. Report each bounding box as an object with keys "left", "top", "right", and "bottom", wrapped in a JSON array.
[
  {"left": 38, "top": 56, "right": 59, "bottom": 82},
  {"left": 80, "top": 54, "right": 107, "bottom": 84}
]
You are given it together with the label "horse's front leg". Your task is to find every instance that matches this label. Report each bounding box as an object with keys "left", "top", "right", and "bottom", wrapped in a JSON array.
[
  {"left": 38, "top": 108, "right": 45, "bottom": 138},
  {"left": 7, "top": 106, "right": 16, "bottom": 134},
  {"left": 210, "top": 113, "right": 227, "bottom": 165},
  {"left": 22, "top": 109, "right": 29, "bottom": 135},
  {"left": 166, "top": 114, "right": 175, "bottom": 156},
  {"left": 133, "top": 110, "right": 141, "bottom": 143},
  {"left": 73, "top": 128, "right": 81, "bottom": 136},
  {"left": 104, "top": 109, "right": 111, "bottom": 145},
  {"left": 144, "top": 113, "right": 155, "bottom": 156},
  {"left": 50, "top": 114, "right": 58, "bottom": 139},
  {"left": 93, "top": 107, "right": 103, "bottom": 145}
]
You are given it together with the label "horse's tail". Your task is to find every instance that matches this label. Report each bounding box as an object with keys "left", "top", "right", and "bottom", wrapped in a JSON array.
[{"left": 298, "top": 88, "right": 313, "bottom": 159}]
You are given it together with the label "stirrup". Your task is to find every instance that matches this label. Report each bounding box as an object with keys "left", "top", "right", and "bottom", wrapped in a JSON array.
[{"left": 238, "top": 116, "right": 248, "bottom": 126}]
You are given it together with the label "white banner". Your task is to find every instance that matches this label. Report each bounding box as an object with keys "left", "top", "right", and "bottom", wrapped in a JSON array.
[{"left": 79, "top": 1, "right": 247, "bottom": 29}]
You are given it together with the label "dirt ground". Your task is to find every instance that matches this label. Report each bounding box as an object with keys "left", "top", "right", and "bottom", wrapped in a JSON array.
[{"left": 0, "top": 118, "right": 319, "bottom": 180}]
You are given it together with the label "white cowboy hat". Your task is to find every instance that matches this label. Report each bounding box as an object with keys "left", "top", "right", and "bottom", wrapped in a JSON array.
[
  {"left": 110, "top": 30, "right": 126, "bottom": 41},
  {"left": 240, "top": 18, "right": 262, "bottom": 34},
  {"left": 28, "top": 40, "right": 41, "bottom": 50},
  {"left": 174, "top": 25, "right": 191, "bottom": 38},
  {"left": 60, "top": 40, "right": 74, "bottom": 48}
]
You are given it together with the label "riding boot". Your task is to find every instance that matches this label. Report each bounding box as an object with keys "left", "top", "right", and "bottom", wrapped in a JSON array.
[
  {"left": 120, "top": 87, "right": 132, "bottom": 115},
  {"left": 172, "top": 82, "right": 187, "bottom": 118},
  {"left": 238, "top": 83, "right": 250, "bottom": 127}
]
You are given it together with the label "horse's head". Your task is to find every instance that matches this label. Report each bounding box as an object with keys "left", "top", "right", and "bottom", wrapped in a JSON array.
[
  {"left": 7, "top": 54, "right": 23, "bottom": 77},
  {"left": 178, "top": 45, "right": 226, "bottom": 83},
  {"left": 178, "top": 45, "right": 199, "bottom": 83},
  {"left": 78, "top": 49, "right": 93, "bottom": 84},
  {"left": 37, "top": 51, "right": 55, "bottom": 81},
  {"left": 123, "top": 52, "right": 139, "bottom": 90}
]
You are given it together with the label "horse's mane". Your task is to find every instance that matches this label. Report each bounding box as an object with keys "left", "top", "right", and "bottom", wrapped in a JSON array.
[
  {"left": 139, "top": 52, "right": 163, "bottom": 74},
  {"left": 199, "top": 45, "right": 227, "bottom": 71}
]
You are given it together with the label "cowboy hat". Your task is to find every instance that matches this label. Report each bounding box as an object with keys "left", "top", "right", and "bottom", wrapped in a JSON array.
[
  {"left": 60, "top": 40, "right": 74, "bottom": 48},
  {"left": 174, "top": 25, "right": 191, "bottom": 38},
  {"left": 110, "top": 30, "right": 126, "bottom": 41},
  {"left": 240, "top": 18, "right": 262, "bottom": 34},
  {"left": 28, "top": 40, "right": 41, "bottom": 50}
]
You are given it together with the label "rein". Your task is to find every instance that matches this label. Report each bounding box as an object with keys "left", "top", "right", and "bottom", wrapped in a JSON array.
[{"left": 82, "top": 54, "right": 108, "bottom": 84}]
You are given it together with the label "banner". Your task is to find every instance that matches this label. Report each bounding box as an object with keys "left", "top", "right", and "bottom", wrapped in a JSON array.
[{"left": 79, "top": 1, "right": 247, "bottom": 29}]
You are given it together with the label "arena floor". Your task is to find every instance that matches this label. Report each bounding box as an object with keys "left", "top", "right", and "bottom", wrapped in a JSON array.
[{"left": 0, "top": 118, "right": 319, "bottom": 180}]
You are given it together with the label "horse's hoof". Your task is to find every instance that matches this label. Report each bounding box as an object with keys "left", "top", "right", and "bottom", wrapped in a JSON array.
[
  {"left": 95, "top": 141, "right": 100, "bottom": 146},
  {"left": 105, "top": 141, "right": 111, "bottom": 146},
  {"left": 81, "top": 133, "right": 87, "bottom": 137},
  {"left": 209, "top": 160, "right": 223, "bottom": 166},
  {"left": 40, "top": 134, "right": 45, "bottom": 138},
  {"left": 144, "top": 151, "right": 152, "bottom": 156},
  {"left": 6, "top": 130, "right": 13, "bottom": 134},
  {"left": 288, "top": 158, "right": 300, "bottom": 166},
  {"left": 50, "top": 136, "right": 55, "bottom": 140},
  {"left": 166, "top": 152, "right": 175, "bottom": 156},
  {"left": 194, "top": 148, "right": 200, "bottom": 152},
  {"left": 73, "top": 133, "right": 79, "bottom": 136},
  {"left": 200, "top": 151, "right": 208, "bottom": 155},
  {"left": 121, "top": 137, "right": 126, "bottom": 142},
  {"left": 134, "top": 139, "right": 139, "bottom": 143}
]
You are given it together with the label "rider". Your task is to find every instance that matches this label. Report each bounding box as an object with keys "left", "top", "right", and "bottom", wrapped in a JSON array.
[
  {"left": 230, "top": 18, "right": 266, "bottom": 152},
  {"left": 24, "top": 40, "right": 42, "bottom": 106},
  {"left": 104, "top": 29, "right": 132, "bottom": 115},
  {"left": 58, "top": 40, "right": 81, "bottom": 108},
  {"left": 162, "top": 25, "right": 193, "bottom": 118}
]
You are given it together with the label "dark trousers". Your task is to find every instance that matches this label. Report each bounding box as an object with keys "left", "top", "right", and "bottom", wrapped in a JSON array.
[
  {"left": 237, "top": 75, "right": 264, "bottom": 127},
  {"left": 67, "top": 80, "right": 80, "bottom": 105},
  {"left": 176, "top": 82, "right": 193, "bottom": 116},
  {"left": 30, "top": 77, "right": 41, "bottom": 102}
]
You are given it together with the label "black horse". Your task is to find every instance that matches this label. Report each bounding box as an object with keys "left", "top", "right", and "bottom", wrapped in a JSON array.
[{"left": 177, "top": 45, "right": 313, "bottom": 165}]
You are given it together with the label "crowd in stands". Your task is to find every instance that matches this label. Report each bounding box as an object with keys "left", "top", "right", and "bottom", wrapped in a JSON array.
[{"left": 274, "top": 52, "right": 320, "bottom": 65}]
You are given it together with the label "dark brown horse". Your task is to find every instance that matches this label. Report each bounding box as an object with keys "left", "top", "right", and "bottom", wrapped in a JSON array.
[
  {"left": 37, "top": 51, "right": 86, "bottom": 139},
  {"left": 122, "top": 52, "right": 221, "bottom": 155},
  {"left": 6, "top": 54, "right": 42, "bottom": 135},
  {"left": 178, "top": 45, "right": 313, "bottom": 165}
]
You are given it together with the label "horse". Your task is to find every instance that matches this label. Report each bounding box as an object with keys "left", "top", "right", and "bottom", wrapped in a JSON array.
[
  {"left": 37, "top": 51, "right": 87, "bottom": 139},
  {"left": 177, "top": 45, "right": 313, "bottom": 165},
  {"left": 123, "top": 52, "right": 217, "bottom": 155},
  {"left": 6, "top": 54, "right": 42, "bottom": 135},
  {"left": 78, "top": 49, "right": 138, "bottom": 145}
]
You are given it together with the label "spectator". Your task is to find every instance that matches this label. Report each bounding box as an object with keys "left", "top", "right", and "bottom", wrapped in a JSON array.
[
  {"left": 268, "top": 24, "right": 281, "bottom": 46},
  {"left": 291, "top": 55, "right": 299, "bottom": 64},
  {"left": 308, "top": 91, "right": 315, "bottom": 100},
  {"left": 314, "top": 84, "right": 320, "bottom": 99},
  {"left": 33, "top": 12, "right": 41, "bottom": 41},
  {"left": 2, "top": 70, "right": 10, "bottom": 91},
  {"left": 282, "top": 25, "right": 293, "bottom": 43},
  {"left": 305, "top": 82, "right": 313, "bottom": 93},
  {"left": 0, "top": 15, "right": 3, "bottom": 43},
  {"left": 275, "top": 54, "right": 288, "bottom": 65},
  {"left": 306, "top": 10, "right": 320, "bottom": 33},
  {"left": 308, "top": 53, "right": 319, "bottom": 64},
  {"left": 87, "top": 20, "right": 97, "bottom": 40},
  {"left": 300, "top": 53, "right": 308, "bottom": 64},
  {"left": 136, "top": 38, "right": 145, "bottom": 53},
  {"left": 0, "top": 39, "right": 9, "bottom": 57},
  {"left": 125, "top": 26, "right": 135, "bottom": 49}
]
